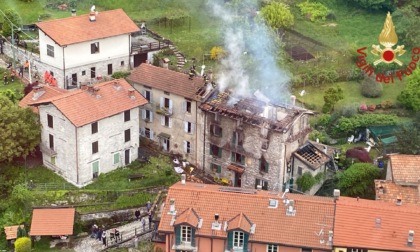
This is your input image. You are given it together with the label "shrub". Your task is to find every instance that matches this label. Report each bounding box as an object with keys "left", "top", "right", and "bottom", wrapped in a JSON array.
[
  {"left": 359, "top": 103, "right": 368, "bottom": 111},
  {"left": 368, "top": 104, "right": 376, "bottom": 111},
  {"left": 296, "top": 172, "right": 316, "bottom": 192},
  {"left": 361, "top": 77, "right": 383, "bottom": 98},
  {"left": 14, "top": 237, "right": 31, "bottom": 252},
  {"left": 111, "top": 71, "right": 130, "bottom": 79},
  {"left": 381, "top": 100, "right": 393, "bottom": 109},
  {"left": 311, "top": 114, "right": 331, "bottom": 128},
  {"left": 339, "top": 104, "right": 359, "bottom": 118},
  {"left": 334, "top": 114, "right": 398, "bottom": 135},
  {"left": 309, "top": 130, "right": 328, "bottom": 143},
  {"left": 297, "top": 1, "right": 330, "bottom": 22},
  {"left": 210, "top": 46, "right": 225, "bottom": 60}
]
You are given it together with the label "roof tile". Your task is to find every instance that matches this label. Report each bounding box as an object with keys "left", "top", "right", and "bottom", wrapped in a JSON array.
[
  {"left": 389, "top": 155, "right": 420, "bottom": 184},
  {"left": 30, "top": 208, "right": 75, "bottom": 236}
]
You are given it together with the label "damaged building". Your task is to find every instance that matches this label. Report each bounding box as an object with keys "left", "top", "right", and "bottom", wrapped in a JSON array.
[{"left": 200, "top": 90, "right": 313, "bottom": 191}]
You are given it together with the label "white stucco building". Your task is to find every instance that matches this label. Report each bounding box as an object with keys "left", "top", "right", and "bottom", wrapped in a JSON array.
[
  {"left": 36, "top": 9, "right": 140, "bottom": 89},
  {"left": 20, "top": 79, "right": 148, "bottom": 186}
]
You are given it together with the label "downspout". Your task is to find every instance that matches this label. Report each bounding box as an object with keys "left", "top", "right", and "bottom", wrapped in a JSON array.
[
  {"left": 75, "top": 126, "right": 79, "bottom": 185},
  {"left": 195, "top": 101, "right": 198, "bottom": 166},
  {"left": 282, "top": 142, "right": 287, "bottom": 191},
  {"left": 62, "top": 46, "right": 66, "bottom": 89},
  {"left": 210, "top": 237, "right": 213, "bottom": 252},
  {"left": 128, "top": 34, "right": 132, "bottom": 69},
  {"left": 202, "top": 111, "right": 207, "bottom": 171}
]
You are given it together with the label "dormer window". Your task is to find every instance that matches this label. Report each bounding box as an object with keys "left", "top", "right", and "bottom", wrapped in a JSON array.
[
  {"left": 174, "top": 225, "right": 196, "bottom": 248},
  {"left": 181, "top": 225, "right": 191, "bottom": 243},
  {"left": 233, "top": 231, "right": 244, "bottom": 249},
  {"left": 227, "top": 230, "right": 249, "bottom": 251}
]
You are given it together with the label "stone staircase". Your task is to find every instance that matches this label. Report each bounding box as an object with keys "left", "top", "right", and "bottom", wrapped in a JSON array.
[{"left": 169, "top": 44, "right": 186, "bottom": 71}]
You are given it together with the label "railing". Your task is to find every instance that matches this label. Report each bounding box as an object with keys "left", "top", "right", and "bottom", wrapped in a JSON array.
[
  {"left": 155, "top": 105, "right": 173, "bottom": 116},
  {"left": 131, "top": 41, "right": 170, "bottom": 54},
  {"left": 28, "top": 182, "right": 77, "bottom": 191},
  {"left": 171, "top": 238, "right": 198, "bottom": 251}
]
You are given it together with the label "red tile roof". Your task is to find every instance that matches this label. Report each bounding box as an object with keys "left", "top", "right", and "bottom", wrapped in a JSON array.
[
  {"left": 36, "top": 9, "right": 139, "bottom": 46},
  {"left": 174, "top": 208, "right": 201, "bottom": 227},
  {"left": 28, "top": 79, "right": 148, "bottom": 127},
  {"left": 4, "top": 225, "right": 24, "bottom": 240},
  {"left": 158, "top": 182, "right": 335, "bottom": 249},
  {"left": 19, "top": 85, "right": 68, "bottom": 113},
  {"left": 389, "top": 155, "right": 420, "bottom": 185},
  {"left": 127, "top": 64, "right": 208, "bottom": 101},
  {"left": 30, "top": 208, "right": 75, "bottom": 236},
  {"left": 334, "top": 196, "right": 420, "bottom": 251},
  {"left": 375, "top": 180, "right": 420, "bottom": 205}
]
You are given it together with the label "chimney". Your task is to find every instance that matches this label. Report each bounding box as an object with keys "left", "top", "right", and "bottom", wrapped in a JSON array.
[
  {"left": 93, "top": 87, "right": 100, "bottom": 96},
  {"left": 257, "top": 185, "right": 262, "bottom": 191},
  {"left": 333, "top": 189, "right": 340, "bottom": 200},
  {"left": 162, "top": 58, "right": 170, "bottom": 69},
  {"left": 396, "top": 194, "right": 402, "bottom": 206},
  {"left": 181, "top": 174, "right": 186, "bottom": 185},
  {"left": 128, "top": 88, "right": 136, "bottom": 99},
  {"left": 290, "top": 95, "right": 296, "bottom": 106},
  {"left": 113, "top": 80, "right": 121, "bottom": 91},
  {"left": 323, "top": 146, "right": 328, "bottom": 154},
  {"left": 32, "top": 85, "right": 45, "bottom": 100},
  {"left": 214, "top": 213, "right": 219, "bottom": 221},
  {"left": 168, "top": 198, "right": 176, "bottom": 215},
  {"left": 89, "top": 5, "right": 97, "bottom": 22},
  {"left": 408, "top": 230, "right": 414, "bottom": 246},
  {"left": 71, "top": 8, "right": 76, "bottom": 16},
  {"left": 80, "top": 83, "right": 88, "bottom": 90},
  {"left": 87, "top": 84, "right": 94, "bottom": 94}
]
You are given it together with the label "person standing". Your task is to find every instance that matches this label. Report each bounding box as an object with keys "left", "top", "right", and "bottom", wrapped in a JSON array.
[
  {"left": 102, "top": 230, "right": 107, "bottom": 246},
  {"left": 19, "top": 64, "right": 24, "bottom": 78},
  {"left": 141, "top": 216, "right": 146, "bottom": 231},
  {"left": 24, "top": 60, "right": 29, "bottom": 72},
  {"left": 135, "top": 209, "right": 140, "bottom": 221},
  {"left": 3, "top": 73, "right": 8, "bottom": 85},
  {"left": 148, "top": 210, "right": 153, "bottom": 230},
  {"left": 10, "top": 69, "right": 15, "bottom": 82},
  {"left": 146, "top": 201, "right": 152, "bottom": 212}
]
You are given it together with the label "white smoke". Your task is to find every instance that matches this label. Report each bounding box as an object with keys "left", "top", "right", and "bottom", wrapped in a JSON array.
[{"left": 210, "top": 0, "right": 291, "bottom": 104}]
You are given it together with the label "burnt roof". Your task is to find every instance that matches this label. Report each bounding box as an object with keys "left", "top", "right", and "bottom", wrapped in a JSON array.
[{"left": 200, "top": 89, "right": 310, "bottom": 132}]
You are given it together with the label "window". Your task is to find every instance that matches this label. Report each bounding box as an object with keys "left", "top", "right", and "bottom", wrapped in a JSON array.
[
  {"left": 161, "top": 116, "right": 172, "bottom": 128},
  {"left": 210, "top": 144, "right": 222, "bottom": 158},
  {"left": 232, "top": 131, "right": 243, "bottom": 146},
  {"left": 113, "top": 153, "right": 120, "bottom": 165},
  {"left": 92, "top": 141, "right": 98, "bottom": 154},
  {"left": 47, "top": 114, "right": 53, "bottom": 128},
  {"left": 125, "top": 129, "right": 131, "bottom": 142},
  {"left": 51, "top": 156, "right": 56, "bottom": 165},
  {"left": 231, "top": 152, "right": 245, "bottom": 165},
  {"left": 347, "top": 249, "right": 367, "bottom": 252},
  {"left": 262, "top": 141, "right": 269, "bottom": 151},
  {"left": 91, "top": 67, "right": 96, "bottom": 78},
  {"left": 302, "top": 249, "right": 312, "bottom": 252},
  {"left": 164, "top": 91, "right": 170, "bottom": 95},
  {"left": 82, "top": 70, "right": 86, "bottom": 76},
  {"left": 211, "top": 163, "right": 221, "bottom": 173},
  {"left": 47, "top": 44, "right": 54, "bottom": 57},
  {"left": 183, "top": 100, "right": 192, "bottom": 113},
  {"left": 107, "top": 63, "right": 113, "bottom": 75},
  {"left": 144, "top": 128, "right": 153, "bottom": 140},
  {"left": 210, "top": 124, "right": 223, "bottom": 137},
  {"left": 260, "top": 158, "right": 269, "bottom": 173},
  {"left": 91, "top": 42, "right": 99, "bottom": 54},
  {"left": 298, "top": 166, "right": 303, "bottom": 176},
  {"left": 159, "top": 97, "right": 173, "bottom": 114},
  {"left": 92, "top": 161, "right": 99, "bottom": 179},
  {"left": 233, "top": 231, "right": 244, "bottom": 248},
  {"left": 121, "top": 61, "right": 124, "bottom": 66},
  {"left": 184, "top": 141, "right": 192, "bottom": 154},
  {"left": 49, "top": 134, "right": 54, "bottom": 149},
  {"left": 142, "top": 109, "right": 153, "bottom": 122},
  {"left": 91, "top": 122, "right": 98, "bottom": 134},
  {"left": 181, "top": 225, "right": 192, "bottom": 243},
  {"left": 184, "top": 121, "right": 194, "bottom": 134},
  {"left": 255, "top": 179, "right": 269, "bottom": 190},
  {"left": 143, "top": 90, "right": 152, "bottom": 102},
  {"left": 124, "top": 110, "right": 131, "bottom": 122},
  {"left": 267, "top": 244, "right": 278, "bottom": 252}
]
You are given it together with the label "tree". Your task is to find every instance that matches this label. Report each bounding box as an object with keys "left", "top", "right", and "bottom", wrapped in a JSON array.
[
  {"left": 393, "top": 5, "right": 420, "bottom": 48},
  {"left": 1, "top": 9, "right": 22, "bottom": 38},
  {"left": 260, "top": 2, "right": 294, "bottom": 30},
  {"left": 336, "top": 163, "right": 381, "bottom": 199},
  {"left": 322, "top": 86, "right": 343, "bottom": 113},
  {"left": 296, "top": 172, "right": 316, "bottom": 192},
  {"left": 17, "top": 225, "right": 28, "bottom": 238},
  {"left": 347, "top": 0, "right": 396, "bottom": 10},
  {"left": 395, "top": 113, "right": 420, "bottom": 154},
  {"left": 1, "top": 89, "right": 23, "bottom": 103},
  {"left": 397, "top": 68, "right": 420, "bottom": 111},
  {"left": 0, "top": 96, "right": 41, "bottom": 162},
  {"left": 14, "top": 237, "right": 31, "bottom": 252},
  {"left": 297, "top": 1, "right": 330, "bottom": 22}
]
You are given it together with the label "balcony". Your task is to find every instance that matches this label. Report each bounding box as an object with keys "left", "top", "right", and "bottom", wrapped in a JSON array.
[
  {"left": 155, "top": 105, "right": 173, "bottom": 116},
  {"left": 172, "top": 239, "right": 198, "bottom": 251}
]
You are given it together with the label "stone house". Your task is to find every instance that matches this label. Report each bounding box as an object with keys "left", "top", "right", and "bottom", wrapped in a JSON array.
[
  {"left": 200, "top": 90, "right": 313, "bottom": 191},
  {"left": 291, "top": 141, "right": 339, "bottom": 195},
  {"left": 36, "top": 9, "right": 140, "bottom": 89},
  {"left": 155, "top": 181, "right": 335, "bottom": 252},
  {"left": 127, "top": 63, "right": 212, "bottom": 166},
  {"left": 19, "top": 79, "right": 148, "bottom": 186}
]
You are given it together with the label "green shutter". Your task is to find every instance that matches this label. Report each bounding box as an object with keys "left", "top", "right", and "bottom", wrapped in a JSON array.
[
  {"left": 191, "top": 228, "right": 195, "bottom": 247},
  {"left": 232, "top": 132, "right": 236, "bottom": 144},
  {"left": 258, "top": 159, "right": 261, "bottom": 171},
  {"left": 231, "top": 152, "right": 235, "bottom": 162},
  {"left": 218, "top": 147, "right": 222, "bottom": 158},
  {"left": 220, "top": 127, "right": 223, "bottom": 137},
  {"left": 175, "top": 226, "right": 181, "bottom": 245},
  {"left": 114, "top": 153, "right": 119, "bottom": 164},
  {"left": 92, "top": 161, "right": 99, "bottom": 173},
  {"left": 265, "top": 161, "right": 269, "bottom": 173},
  {"left": 227, "top": 231, "right": 233, "bottom": 250},
  {"left": 243, "top": 233, "right": 249, "bottom": 252},
  {"left": 241, "top": 155, "right": 245, "bottom": 165},
  {"left": 217, "top": 165, "right": 221, "bottom": 173}
]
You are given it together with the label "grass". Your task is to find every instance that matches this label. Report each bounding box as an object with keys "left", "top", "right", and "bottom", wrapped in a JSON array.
[{"left": 294, "top": 80, "right": 406, "bottom": 111}]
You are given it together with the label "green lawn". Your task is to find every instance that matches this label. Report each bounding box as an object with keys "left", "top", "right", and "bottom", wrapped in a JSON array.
[{"left": 294, "top": 80, "right": 406, "bottom": 111}]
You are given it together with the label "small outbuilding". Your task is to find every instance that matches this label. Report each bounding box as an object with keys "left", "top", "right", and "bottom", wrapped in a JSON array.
[{"left": 30, "top": 207, "right": 75, "bottom": 237}]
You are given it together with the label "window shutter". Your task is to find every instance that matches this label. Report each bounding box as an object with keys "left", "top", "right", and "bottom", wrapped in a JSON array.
[
  {"left": 169, "top": 118, "right": 173, "bottom": 128},
  {"left": 220, "top": 127, "right": 223, "bottom": 137},
  {"left": 190, "top": 143, "right": 193, "bottom": 153},
  {"left": 140, "top": 127, "right": 145, "bottom": 136},
  {"left": 182, "top": 101, "right": 187, "bottom": 113},
  {"left": 241, "top": 155, "right": 245, "bottom": 165},
  {"left": 227, "top": 231, "right": 233, "bottom": 250},
  {"left": 232, "top": 132, "right": 237, "bottom": 144},
  {"left": 141, "top": 109, "right": 146, "bottom": 119},
  {"left": 161, "top": 116, "right": 164, "bottom": 126},
  {"left": 184, "top": 140, "right": 187, "bottom": 153},
  {"left": 160, "top": 97, "right": 164, "bottom": 108},
  {"left": 150, "top": 92, "right": 153, "bottom": 103},
  {"left": 209, "top": 145, "right": 212, "bottom": 155},
  {"left": 265, "top": 161, "right": 269, "bottom": 173},
  {"left": 184, "top": 121, "right": 188, "bottom": 133},
  {"left": 175, "top": 226, "right": 181, "bottom": 245},
  {"left": 255, "top": 179, "right": 260, "bottom": 189},
  {"left": 142, "top": 90, "right": 146, "bottom": 97},
  {"left": 218, "top": 147, "right": 222, "bottom": 158},
  {"left": 90, "top": 43, "right": 95, "bottom": 54},
  {"left": 217, "top": 165, "right": 221, "bottom": 173},
  {"left": 169, "top": 99, "right": 173, "bottom": 113},
  {"left": 243, "top": 233, "right": 249, "bottom": 251},
  {"left": 191, "top": 123, "right": 195, "bottom": 133},
  {"left": 191, "top": 228, "right": 196, "bottom": 247},
  {"left": 150, "top": 112, "right": 153, "bottom": 122},
  {"left": 231, "top": 152, "right": 235, "bottom": 162},
  {"left": 258, "top": 159, "right": 261, "bottom": 170}
]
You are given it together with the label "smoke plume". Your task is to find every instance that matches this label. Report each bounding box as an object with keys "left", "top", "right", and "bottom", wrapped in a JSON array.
[{"left": 210, "top": 0, "right": 291, "bottom": 104}]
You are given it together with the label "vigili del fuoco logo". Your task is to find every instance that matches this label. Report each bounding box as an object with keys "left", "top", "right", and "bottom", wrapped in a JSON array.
[{"left": 355, "top": 12, "right": 419, "bottom": 83}]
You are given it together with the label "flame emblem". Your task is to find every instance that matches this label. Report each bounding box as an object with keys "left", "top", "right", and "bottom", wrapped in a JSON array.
[{"left": 371, "top": 12, "right": 405, "bottom": 66}]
